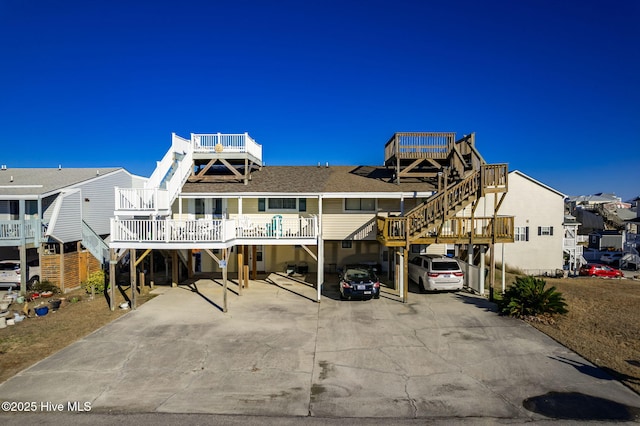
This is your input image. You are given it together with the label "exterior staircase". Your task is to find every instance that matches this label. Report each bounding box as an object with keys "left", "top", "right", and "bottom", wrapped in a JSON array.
[
  {"left": 82, "top": 221, "right": 110, "bottom": 264},
  {"left": 377, "top": 133, "right": 512, "bottom": 247}
]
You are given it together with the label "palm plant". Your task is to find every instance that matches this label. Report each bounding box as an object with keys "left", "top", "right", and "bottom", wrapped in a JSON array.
[{"left": 498, "top": 276, "right": 568, "bottom": 319}]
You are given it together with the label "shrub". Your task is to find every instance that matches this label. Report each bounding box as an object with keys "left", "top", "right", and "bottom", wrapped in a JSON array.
[
  {"left": 83, "top": 270, "right": 106, "bottom": 294},
  {"left": 498, "top": 276, "right": 568, "bottom": 321},
  {"left": 31, "top": 280, "right": 60, "bottom": 294}
]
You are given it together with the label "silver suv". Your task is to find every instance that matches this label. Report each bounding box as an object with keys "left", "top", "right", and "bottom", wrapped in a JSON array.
[{"left": 408, "top": 255, "right": 464, "bottom": 292}]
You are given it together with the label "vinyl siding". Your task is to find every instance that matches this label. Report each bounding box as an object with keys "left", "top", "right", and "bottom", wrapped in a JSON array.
[
  {"left": 472, "top": 172, "right": 564, "bottom": 273},
  {"left": 49, "top": 190, "right": 82, "bottom": 243},
  {"left": 322, "top": 199, "right": 376, "bottom": 240},
  {"left": 77, "top": 170, "right": 133, "bottom": 235}
]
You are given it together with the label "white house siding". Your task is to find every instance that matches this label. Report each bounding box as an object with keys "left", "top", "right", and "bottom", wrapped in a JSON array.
[
  {"left": 322, "top": 198, "right": 376, "bottom": 240},
  {"left": 48, "top": 190, "right": 82, "bottom": 243},
  {"left": 471, "top": 171, "right": 564, "bottom": 274},
  {"left": 76, "top": 170, "right": 134, "bottom": 235}
]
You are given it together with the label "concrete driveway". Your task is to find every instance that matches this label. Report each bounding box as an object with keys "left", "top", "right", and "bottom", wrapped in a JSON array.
[{"left": 1, "top": 274, "right": 639, "bottom": 423}]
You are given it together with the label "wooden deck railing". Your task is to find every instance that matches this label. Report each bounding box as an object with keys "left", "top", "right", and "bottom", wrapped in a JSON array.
[
  {"left": 377, "top": 163, "right": 510, "bottom": 244},
  {"left": 481, "top": 163, "right": 509, "bottom": 194},
  {"left": 376, "top": 216, "right": 514, "bottom": 244},
  {"left": 384, "top": 132, "right": 456, "bottom": 163}
]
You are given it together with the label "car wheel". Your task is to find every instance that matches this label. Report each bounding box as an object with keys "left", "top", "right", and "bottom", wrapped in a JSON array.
[
  {"left": 339, "top": 291, "right": 346, "bottom": 300},
  {"left": 373, "top": 293, "right": 380, "bottom": 299},
  {"left": 591, "top": 274, "right": 597, "bottom": 278},
  {"left": 418, "top": 278, "right": 426, "bottom": 293}
]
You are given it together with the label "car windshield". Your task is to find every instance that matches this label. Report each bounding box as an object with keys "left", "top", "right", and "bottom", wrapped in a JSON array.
[
  {"left": 431, "top": 261, "right": 460, "bottom": 271},
  {"left": 345, "top": 269, "right": 373, "bottom": 282}
]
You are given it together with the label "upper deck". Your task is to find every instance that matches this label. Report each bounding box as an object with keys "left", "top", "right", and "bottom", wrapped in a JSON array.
[
  {"left": 192, "top": 132, "right": 263, "bottom": 166},
  {"left": 384, "top": 132, "right": 456, "bottom": 165}
]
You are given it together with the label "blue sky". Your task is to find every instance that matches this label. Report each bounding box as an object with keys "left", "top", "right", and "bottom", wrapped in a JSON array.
[{"left": 1, "top": 0, "right": 638, "bottom": 200}]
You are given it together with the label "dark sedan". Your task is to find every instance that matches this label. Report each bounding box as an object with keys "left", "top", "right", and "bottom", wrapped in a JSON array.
[{"left": 339, "top": 266, "right": 380, "bottom": 300}]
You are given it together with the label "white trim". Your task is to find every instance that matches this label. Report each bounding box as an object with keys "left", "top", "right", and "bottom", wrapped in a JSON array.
[
  {"left": 511, "top": 170, "right": 566, "bottom": 198},
  {"left": 178, "top": 191, "right": 434, "bottom": 199}
]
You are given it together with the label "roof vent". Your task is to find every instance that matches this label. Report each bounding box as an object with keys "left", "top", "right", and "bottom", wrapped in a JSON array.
[
  {"left": 58, "top": 164, "right": 62, "bottom": 170},
  {"left": 325, "top": 162, "right": 329, "bottom": 168},
  {"left": 1, "top": 165, "right": 6, "bottom": 170},
  {"left": 96, "top": 170, "right": 100, "bottom": 176},
  {"left": 10, "top": 176, "right": 13, "bottom": 182},
  {"left": 317, "top": 162, "right": 321, "bottom": 168}
]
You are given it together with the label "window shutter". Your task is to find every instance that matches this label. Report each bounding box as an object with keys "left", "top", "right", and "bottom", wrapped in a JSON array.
[
  {"left": 298, "top": 198, "right": 306, "bottom": 212},
  {"left": 550, "top": 226, "right": 554, "bottom": 236},
  {"left": 538, "top": 227, "right": 542, "bottom": 236},
  {"left": 258, "top": 198, "right": 265, "bottom": 212},
  {"left": 525, "top": 227, "right": 529, "bottom": 241}
]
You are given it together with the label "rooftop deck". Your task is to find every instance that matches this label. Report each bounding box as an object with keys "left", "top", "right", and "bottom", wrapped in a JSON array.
[
  {"left": 192, "top": 132, "right": 263, "bottom": 166},
  {"left": 384, "top": 132, "right": 456, "bottom": 165}
]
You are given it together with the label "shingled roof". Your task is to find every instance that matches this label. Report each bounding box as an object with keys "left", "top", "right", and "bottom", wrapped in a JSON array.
[
  {"left": 0, "top": 168, "right": 122, "bottom": 197},
  {"left": 181, "top": 165, "right": 437, "bottom": 195}
]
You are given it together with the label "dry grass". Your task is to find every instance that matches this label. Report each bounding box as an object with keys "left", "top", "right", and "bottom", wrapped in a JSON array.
[
  {"left": 0, "top": 286, "right": 154, "bottom": 384},
  {"left": 523, "top": 276, "right": 640, "bottom": 395}
]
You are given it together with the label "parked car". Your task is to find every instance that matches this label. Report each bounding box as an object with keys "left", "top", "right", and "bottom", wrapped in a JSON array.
[
  {"left": 600, "top": 252, "right": 623, "bottom": 266},
  {"left": 408, "top": 255, "right": 464, "bottom": 292},
  {"left": 578, "top": 263, "right": 623, "bottom": 278},
  {"left": 0, "top": 259, "right": 41, "bottom": 289},
  {"left": 338, "top": 265, "right": 380, "bottom": 300}
]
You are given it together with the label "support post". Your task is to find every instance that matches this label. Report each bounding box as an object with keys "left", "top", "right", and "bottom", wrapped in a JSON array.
[
  {"left": 489, "top": 243, "right": 495, "bottom": 302},
  {"left": 237, "top": 247, "right": 243, "bottom": 295},
  {"left": 150, "top": 250, "right": 155, "bottom": 289},
  {"left": 139, "top": 271, "right": 146, "bottom": 295},
  {"left": 130, "top": 249, "right": 137, "bottom": 309},
  {"left": 171, "top": 251, "right": 178, "bottom": 287},
  {"left": 109, "top": 248, "right": 116, "bottom": 311},
  {"left": 501, "top": 243, "right": 506, "bottom": 293},
  {"left": 479, "top": 245, "right": 486, "bottom": 296},
  {"left": 222, "top": 248, "right": 228, "bottom": 313},
  {"left": 251, "top": 246, "right": 257, "bottom": 280},
  {"left": 243, "top": 246, "right": 250, "bottom": 288}
]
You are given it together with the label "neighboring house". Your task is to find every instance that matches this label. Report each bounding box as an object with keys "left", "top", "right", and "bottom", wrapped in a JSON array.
[
  {"left": 0, "top": 167, "right": 143, "bottom": 292},
  {"left": 464, "top": 170, "right": 566, "bottom": 275},
  {"left": 588, "top": 230, "right": 624, "bottom": 251},
  {"left": 109, "top": 132, "right": 513, "bottom": 303}
]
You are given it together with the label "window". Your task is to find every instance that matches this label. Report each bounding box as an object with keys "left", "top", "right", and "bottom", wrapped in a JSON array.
[
  {"left": 341, "top": 240, "right": 353, "bottom": 249},
  {"left": 268, "top": 198, "right": 296, "bottom": 210},
  {"left": 345, "top": 198, "right": 375, "bottom": 211},
  {"left": 515, "top": 226, "right": 529, "bottom": 242},
  {"left": 538, "top": 226, "right": 554, "bottom": 236}
]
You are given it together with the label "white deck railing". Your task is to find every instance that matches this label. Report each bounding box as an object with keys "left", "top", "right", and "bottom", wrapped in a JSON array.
[
  {"left": 0, "top": 219, "right": 40, "bottom": 241},
  {"left": 115, "top": 188, "right": 170, "bottom": 212},
  {"left": 192, "top": 132, "right": 262, "bottom": 160},
  {"left": 110, "top": 215, "right": 318, "bottom": 244}
]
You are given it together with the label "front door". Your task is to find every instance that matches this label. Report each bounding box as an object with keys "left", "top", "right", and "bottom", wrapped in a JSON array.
[{"left": 251, "top": 245, "right": 265, "bottom": 272}]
